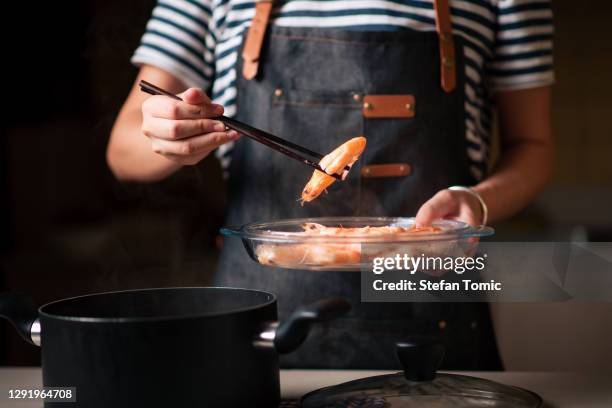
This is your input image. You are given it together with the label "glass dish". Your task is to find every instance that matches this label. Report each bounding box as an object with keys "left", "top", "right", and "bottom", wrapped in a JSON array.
[{"left": 220, "top": 217, "right": 494, "bottom": 271}]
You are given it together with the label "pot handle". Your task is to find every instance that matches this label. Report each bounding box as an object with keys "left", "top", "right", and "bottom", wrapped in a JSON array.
[
  {"left": 0, "top": 293, "right": 40, "bottom": 346},
  {"left": 273, "top": 298, "right": 351, "bottom": 354}
]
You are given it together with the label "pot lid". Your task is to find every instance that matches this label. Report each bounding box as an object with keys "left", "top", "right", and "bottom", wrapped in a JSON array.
[{"left": 301, "top": 337, "right": 542, "bottom": 408}]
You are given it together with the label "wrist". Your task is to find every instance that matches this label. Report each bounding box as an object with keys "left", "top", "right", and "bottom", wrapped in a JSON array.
[{"left": 447, "top": 186, "right": 488, "bottom": 225}]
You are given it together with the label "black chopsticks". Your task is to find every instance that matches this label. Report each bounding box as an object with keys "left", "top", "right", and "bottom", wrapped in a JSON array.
[{"left": 139, "top": 80, "right": 345, "bottom": 180}]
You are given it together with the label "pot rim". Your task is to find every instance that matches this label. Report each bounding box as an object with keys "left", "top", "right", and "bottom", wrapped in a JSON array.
[{"left": 38, "top": 286, "right": 277, "bottom": 323}]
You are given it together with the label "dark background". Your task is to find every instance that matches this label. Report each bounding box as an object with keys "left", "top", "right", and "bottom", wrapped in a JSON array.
[
  {"left": 1, "top": 1, "right": 611, "bottom": 366},
  {"left": 1, "top": 0, "right": 226, "bottom": 365}
]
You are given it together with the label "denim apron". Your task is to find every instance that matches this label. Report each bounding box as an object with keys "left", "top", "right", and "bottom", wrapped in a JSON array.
[{"left": 215, "top": 2, "right": 502, "bottom": 370}]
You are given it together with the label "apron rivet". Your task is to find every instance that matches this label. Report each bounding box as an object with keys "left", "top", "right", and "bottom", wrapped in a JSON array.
[
  {"left": 274, "top": 88, "right": 283, "bottom": 97},
  {"left": 442, "top": 57, "right": 455, "bottom": 67},
  {"left": 438, "top": 320, "right": 447, "bottom": 330},
  {"left": 353, "top": 93, "right": 362, "bottom": 102},
  {"left": 363, "top": 102, "right": 373, "bottom": 110},
  {"left": 405, "top": 103, "right": 413, "bottom": 111}
]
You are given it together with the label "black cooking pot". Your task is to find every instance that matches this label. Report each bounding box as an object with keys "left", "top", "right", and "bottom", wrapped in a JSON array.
[{"left": 0, "top": 287, "right": 350, "bottom": 408}]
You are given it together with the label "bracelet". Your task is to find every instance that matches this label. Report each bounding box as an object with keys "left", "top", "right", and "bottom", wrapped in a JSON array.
[{"left": 448, "top": 186, "right": 488, "bottom": 225}]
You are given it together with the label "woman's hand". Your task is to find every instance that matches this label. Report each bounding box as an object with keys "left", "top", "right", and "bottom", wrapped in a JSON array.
[
  {"left": 415, "top": 86, "right": 553, "bottom": 227},
  {"left": 141, "top": 88, "right": 240, "bottom": 166},
  {"left": 415, "top": 188, "right": 484, "bottom": 227}
]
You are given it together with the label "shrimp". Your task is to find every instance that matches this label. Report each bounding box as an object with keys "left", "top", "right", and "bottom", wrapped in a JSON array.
[
  {"left": 256, "top": 243, "right": 361, "bottom": 268},
  {"left": 255, "top": 223, "right": 442, "bottom": 268},
  {"left": 301, "top": 136, "right": 367, "bottom": 204},
  {"left": 301, "top": 223, "right": 441, "bottom": 236}
]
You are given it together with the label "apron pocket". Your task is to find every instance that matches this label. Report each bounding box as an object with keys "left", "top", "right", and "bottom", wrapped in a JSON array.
[{"left": 272, "top": 87, "right": 361, "bottom": 109}]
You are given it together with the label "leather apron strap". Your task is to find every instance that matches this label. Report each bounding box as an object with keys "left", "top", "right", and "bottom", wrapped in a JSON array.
[
  {"left": 241, "top": 0, "right": 456, "bottom": 93},
  {"left": 434, "top": 0, "right": 456, "bottom": 92},
  {"left": 241, "top": 0, "right": 275, "bottom": 80}
]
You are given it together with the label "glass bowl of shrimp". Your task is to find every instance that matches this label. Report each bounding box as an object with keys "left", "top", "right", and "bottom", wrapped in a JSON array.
[{"left": 220, "top": 217, "right": 494, "bottom": 271}]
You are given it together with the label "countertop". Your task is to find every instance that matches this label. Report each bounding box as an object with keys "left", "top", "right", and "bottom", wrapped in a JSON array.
[{"left": 0, "top": 367, "right": 610, "bottom": 407}]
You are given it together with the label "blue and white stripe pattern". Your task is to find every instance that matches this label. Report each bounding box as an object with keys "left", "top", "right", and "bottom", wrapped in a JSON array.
[{"left": 132, "top": 0, "right": 554, "bottom": 180}]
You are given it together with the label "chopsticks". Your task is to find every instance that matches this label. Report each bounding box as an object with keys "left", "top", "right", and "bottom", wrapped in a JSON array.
[{"left": 139, "top": 80, "right": 346, "bottom": 180}]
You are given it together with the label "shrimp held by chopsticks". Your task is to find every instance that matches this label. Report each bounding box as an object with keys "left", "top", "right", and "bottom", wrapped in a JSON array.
[{"left": 301, "top": 136, "right": 367, "bottom": 203}]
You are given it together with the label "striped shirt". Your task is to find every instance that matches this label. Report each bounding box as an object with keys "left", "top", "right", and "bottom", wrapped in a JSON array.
[{"left": 132, "top": 0, "right": 554, "bottom": 181}]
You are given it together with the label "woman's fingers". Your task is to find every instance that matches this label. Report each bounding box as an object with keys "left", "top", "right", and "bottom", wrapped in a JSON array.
[
  {"left": 180, "top": 87, "right": 211, "bottom": 104},
  {"left": 179, "top": 87, "right": 224, "bottom": 117},
  {"left": 143, "top": 88, "right": 224, "bottom": 120},
  {"left": 415, "top": 190, "right": 459, "bottom": 227},
  {"left": 456, "top": 203, "right": 482, "bottom": 226},
  {"left": 415, "top": 189, "right": 483, "bottom": 227},
  {"left": 158, "top": 152, "right": 207, "bottom": 166},
  {"left": 143, "top": 117, "right": 228, "bottom": 140},
  {"left": 140, "top": 87, "right": 232, "bottom": 166},
  {"left": 151, "top": 130, "right": 240, "bottom": 158},
  {"left": 143, "top": 96, "right": 224, "bottom": 120}
]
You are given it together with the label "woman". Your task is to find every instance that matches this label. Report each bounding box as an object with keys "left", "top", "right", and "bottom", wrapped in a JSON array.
[{"left": 108, "top": 0, "right": 554, "bottom": 369}]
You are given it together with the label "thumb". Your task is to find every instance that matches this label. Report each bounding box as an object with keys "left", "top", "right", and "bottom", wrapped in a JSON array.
[
  {"left": 415, "top": 190, "right": 457, "bottom": 227},
  {"left": 180, "top": 87, "right": 210, "bottom": 105}
]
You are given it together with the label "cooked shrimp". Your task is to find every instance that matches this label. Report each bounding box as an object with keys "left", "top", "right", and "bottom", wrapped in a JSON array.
[
  {"left": 301, "top": 223, "right": 441, "bottom": 236},
  {"left": 256, "top": 243, "right": 361, "bottom": 267},
  {"left": 255, "top": 223, "right": 443, "bottom": 268},
  {"left": 300, "top": 170, "right": 336, "bottom": 204},
  {"left": 301, "top": 137, "right": 367, "bottom": 203}
]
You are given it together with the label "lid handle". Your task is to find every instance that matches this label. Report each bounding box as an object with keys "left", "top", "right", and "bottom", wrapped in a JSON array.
[{"left": 396, "top": 336, "right": 445, "bottom": 382}]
